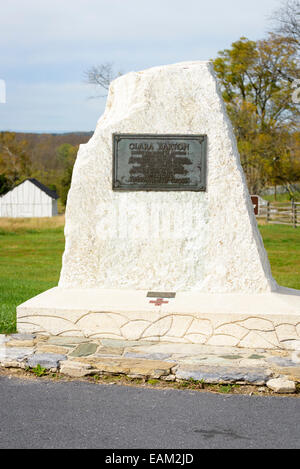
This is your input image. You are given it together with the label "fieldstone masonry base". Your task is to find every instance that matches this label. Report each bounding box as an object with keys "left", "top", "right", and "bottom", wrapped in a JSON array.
[
  {"left": 17, "top": 286, "right": 300, "bottom": 351},
  {"left": 2, "top": 334, "right": 300, "bottom": 391}
]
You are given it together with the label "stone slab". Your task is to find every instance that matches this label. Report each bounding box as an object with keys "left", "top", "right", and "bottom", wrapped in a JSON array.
[
  {"left": 17, "top": 286, "right": 300, "bottom": 350},
  {"left": 6, "top": 339, "right": 36, "bottom": 348},
  {"left": 176, "top": 365, "right": 272, "bottom": 385},
  {"left": 68, "top": 343, "right": 98, "bottom": 357},
  {"left": 47, "top": 337, "right": 89, "bottom": 346},
  {"left": 0, "top": 346, "right": 34, "bottom": 363},
  {"left": 124, "top": 351, "right": 172, "bottom": 361},
  {"left": 266, "top": 378, "right": 296, "bottom": 393},
  {"left": 26, "top": 353, "right": 67, "bottom": 370},
  {"left": 36, "top": 344, "right": 74, "bottom": 355},
  {"left": 60, "top": 361, "right": 96, "bottom": 378},
  {"left": 70, "top": 356, "right": 176, "bottom": 378},
  {"left": 10, "top": 333, "right": 36, "bottom": 340},
  {"left": 96, "top": 347, "right": 124, "bottom": 356}
]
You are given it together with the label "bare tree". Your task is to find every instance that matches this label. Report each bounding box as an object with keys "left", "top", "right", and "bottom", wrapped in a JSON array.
[
  {"left": 84, "top": 62, "right": 123, "bottom": 98},
  {"left": 271, "top": 0, "right": 300, "bottom": 46}
]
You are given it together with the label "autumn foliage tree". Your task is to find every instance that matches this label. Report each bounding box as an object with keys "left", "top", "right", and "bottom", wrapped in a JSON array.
[
  {"left": 56, "top": 143, "right": 78, "bottom": 206},
  {"left": 0, "top": 132, "right": 32, "bottom": 194},
  {"left": 213, "top": 34, "right": 300, "bottom": 195}
]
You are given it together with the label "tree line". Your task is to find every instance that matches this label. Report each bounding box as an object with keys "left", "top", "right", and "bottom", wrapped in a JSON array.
[
  {"left": 213, "top": 1, "right": 300, "bottom": 197},
  {"left": 0, "top": 132, "right": 91, "bottom": 205}
]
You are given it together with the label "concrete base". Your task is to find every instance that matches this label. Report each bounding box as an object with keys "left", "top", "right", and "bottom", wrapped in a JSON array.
[{"left": 17, "top": 286, "right": 300, "bottom": 351}]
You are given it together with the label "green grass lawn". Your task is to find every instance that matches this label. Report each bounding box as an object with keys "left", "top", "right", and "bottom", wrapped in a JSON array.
[
  {"left": 0, "top": 223, "right": 299, "bottom": 334},
  {"left": 258, "top": 224, "right": 300, "bottom": 290},
  {"left": 0, "top": 227, "right": 65, "bottom": 333}
]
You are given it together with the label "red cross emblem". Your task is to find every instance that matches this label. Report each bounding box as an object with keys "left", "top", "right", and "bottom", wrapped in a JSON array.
[{"left": 149, "top": 298, "right": 169, "bottom": 306}]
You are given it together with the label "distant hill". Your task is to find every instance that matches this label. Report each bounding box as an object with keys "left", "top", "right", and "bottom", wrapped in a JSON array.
[
  {"left": 14, "top": 132, "right": 93, "bottom": 171},
  {"left": 0, "top": 131, "right": 94, "bottom": 206}
]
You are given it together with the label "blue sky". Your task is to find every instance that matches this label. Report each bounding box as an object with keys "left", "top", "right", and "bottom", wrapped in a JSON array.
[{"left": 0, "top": 0, "right": 282, "bottom": 133}]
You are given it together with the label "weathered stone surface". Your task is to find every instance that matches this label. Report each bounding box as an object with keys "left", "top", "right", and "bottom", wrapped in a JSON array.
[
  {"left": 161, "top": 374, "right": 176, "bottom": 381},
  {"left": 266, "top": 378, "right": 296, "bottom": 393},
  {"left": 132, "top": 343, "right": 211, "bottom": 355},
  {"left": 187, "top": 319, "right": 212, "bottom": 337},
  {"left": 60, "top": 361, "right": 96, "bottom": 377},
  {"left": 3, "top": 333, "right": 300, "bottom": 385},
  {"left": 1, "top": 359, "right": 27, "bottom": 368},
  {"left": 286, "top": 368, "right": 300, "bottom": 381},
  {"left": 176, "top": 366, "right": 272, "bottom": 384},
  {"left": 10, "top": 333, "right": 36, "bottom": 340},
  {"left": 47, "top": 336, "right": 88, "bottom": 346},
  {"left": 6, "top": 333, "right": 36, "bottom": 348},
  {"left": 76, "top": 313, "right": 125, "bottom": 338},
  {"left": 121, "top": 320, "right": 150, "bottom": 340},
  {"left": 36, "top": 344, "right": 73, "bottom": 355},
  {"left": 101, "top": 339, "right": 155, "bottom": 348},
  {"left": 142, "top": 317, "right": 173, "bottom": 339},
  {"left": 166, "top": 316, "right": 193, "bottom": 338},
  {"left": 71, "top": 356, "right": 175, "bottom": 378},
  {"left": 291, "top": 351, "right": 300, "bottom": 363},
  {"left": 6, "top": 339, "right": 36, "bottom": 348},
  {"left": 0, "top": 346, "right": 34, "bottom": 363},
  {"left": 207, "top": 335, "right": 240, "bottom": 347},
  {"left": 276, "top": 324, "right": 298, "bottom": 342},
  {"left": 27, "top": 353, "right": 67, "bottom": 370},
  {"left": 124, "top": 351, "right": 172, "bottom": 361},
  {"left": 178, "top": 355, "right": 238, "bottom": 366},
  {"left": 184, "top": 334, "right": 207, "bottom": 344},
  {"left": 248, "top": 354, "right": 266, "bottom": 359},
  {"left": 238, "top": 359, "right": 267, "bottom": 368},
  {"left": 238, "top": 318, "right": 274, "bottom": 331},
  {"left": 17, "top": 291, "right": 300, "bottom": 350},
  {"left": 214, "top": 323, "right": 247, "bottom": 339},
  {"left": 96, "top": 346, "right": 124, "bottom": 356},
  {"left": 220, "top": 354, "right": 243, "bottom": 360},
  {"left": 271, "top": 366, "right": 300, "bottom": 382},
  {"left": 0, "top": 335, "right": 9, "bottom": 345},
  {"left": 281, "top": 340, "right": 300, "bottom": 351},
  {"left": 267, "top": 356, "right": 298, "bottom": 368},
  {"left": 58, "top": 61, "right": 276, "bottom": 294},
  {"left": 239, "top": 331, "right": 278, "bottom": 349},
  {"left": 69, "top": 343, "right": 98, "bottom": 357}
]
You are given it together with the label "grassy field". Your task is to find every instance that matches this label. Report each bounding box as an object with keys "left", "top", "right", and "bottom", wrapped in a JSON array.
[
  {"left": 0, "top": 217, "right": 299, "bottom": 334},
  {"left": 0, "top": 217, "right": 65, "bottom": 333}
]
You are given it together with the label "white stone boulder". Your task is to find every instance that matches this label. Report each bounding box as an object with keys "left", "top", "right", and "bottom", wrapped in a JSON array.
[{"left": 59, "top": 61, "right": 276, "bottom": 294}]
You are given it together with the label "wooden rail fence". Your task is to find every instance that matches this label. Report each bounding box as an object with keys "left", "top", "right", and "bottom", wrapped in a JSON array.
[{"left": 257, "top": 200, "right": 300, "bottom": 228}]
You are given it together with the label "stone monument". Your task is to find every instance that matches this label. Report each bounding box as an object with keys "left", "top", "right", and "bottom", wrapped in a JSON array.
[{"left": 17, "top": 61, "right": 300, "bottom": 350}]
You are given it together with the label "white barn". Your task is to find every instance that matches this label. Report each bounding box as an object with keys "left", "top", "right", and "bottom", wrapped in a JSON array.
[{"left": 0, "top": 178, "right": 58, "bottom": 218}]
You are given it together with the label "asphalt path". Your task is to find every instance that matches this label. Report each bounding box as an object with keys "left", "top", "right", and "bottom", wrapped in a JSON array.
[{"left": 0, "top": 375, "right": 299, "bottom": 449}]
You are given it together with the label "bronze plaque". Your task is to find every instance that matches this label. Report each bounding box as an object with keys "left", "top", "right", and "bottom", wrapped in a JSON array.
[
  {"left": 112, "top": 134, "right": 207, "bottom": 191},
  {"left": 147, "top": 292, "right": 176, "bottom": 298}
]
